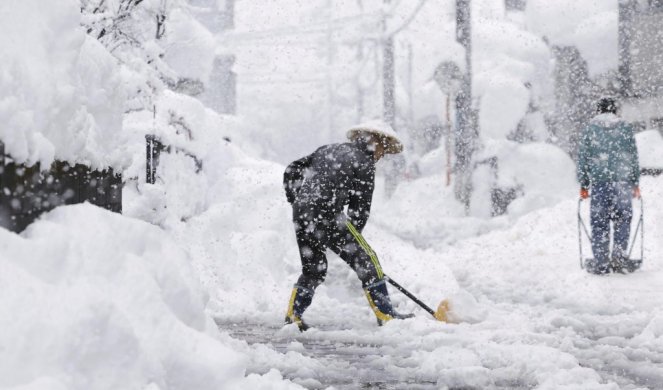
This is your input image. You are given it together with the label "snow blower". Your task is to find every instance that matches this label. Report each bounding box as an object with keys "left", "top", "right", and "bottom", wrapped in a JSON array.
[
  {"left": 384, "top": 275, "right": 449, "bottom": 322},
  {"left": 577, "top": 197, "right": 644, "bottom": 272}
]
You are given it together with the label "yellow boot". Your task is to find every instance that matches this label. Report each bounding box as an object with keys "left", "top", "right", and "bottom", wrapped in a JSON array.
[
  {"left": 364, "top": 280, "right": 414, "bottom": 326},
  {"left": 284, "top": 286, "right": 312, "bottom": 332}
]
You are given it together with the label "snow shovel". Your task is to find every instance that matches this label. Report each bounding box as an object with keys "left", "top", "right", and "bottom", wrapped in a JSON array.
[
  {"left": 577, "top": 197, "right": 644, "bottom": 272},
  {"left": 384, "top": 274, "right": 450, "bottom": 322}
]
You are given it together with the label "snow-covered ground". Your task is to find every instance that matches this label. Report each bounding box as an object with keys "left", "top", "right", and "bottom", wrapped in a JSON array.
[
  {"left": 2, "top": 0, "right": 662, "bottom": 389},
  {"left": 3, "top": 146, "right": 660, "bottom": 388},
  {"left": 177, "top": 148, "right": 663, "bottom": 389}
]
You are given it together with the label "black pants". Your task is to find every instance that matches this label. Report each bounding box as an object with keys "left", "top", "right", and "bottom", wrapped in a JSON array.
[{"left": 293, "top": 208, "right": 383, "bottom": 296}]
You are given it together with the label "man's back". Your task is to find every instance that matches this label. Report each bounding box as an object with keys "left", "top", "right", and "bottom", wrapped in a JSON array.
[
  {"left": 577, "top": 113, "right": 640, "bottom": 187},
  {"left": 284, "top": 140, "right": 376, "bottom": 231},
  {"left": 296, "top": 143, "right": 371, "bottom": 204}
]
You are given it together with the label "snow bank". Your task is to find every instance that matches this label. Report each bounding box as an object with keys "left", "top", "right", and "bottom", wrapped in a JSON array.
[
  {"left": 487, "top": 141, "right": 577, "bottom": 217},
  {"left": 526, "top": 0, "right": 617, "bottom": 76},
  {"left": 473, "top": 5, "right": 551, "bottom": 142},
  {"left": 371, "top": 139, "right": 576, "bottom": 242},
  {"left": 636, "top": 129, "right": 663, "bottom": 169},
  {"left": 0, "top": 0, "right": 126, "bottom": 169},
  {"left": 0, "top": 204, "right": 302, "bottom": 390},
  {"left": 122, "top": 90, "right": 249, "bottom": 226},
  {"left": 178, "top": 144, "right": 298, "bottom": 322},
  {"left": 163, "top": 7, "right": 217, "bottom": 84}
]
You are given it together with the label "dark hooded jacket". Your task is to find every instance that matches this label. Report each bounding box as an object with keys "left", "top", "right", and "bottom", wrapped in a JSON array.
[{"left": 283, "top": 139, "right": 375, "bottom": 232}]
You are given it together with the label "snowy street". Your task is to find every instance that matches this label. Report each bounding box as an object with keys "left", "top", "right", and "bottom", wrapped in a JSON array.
[
  {"left": 2, "top": 0, "right": 663, "bottom": 389},
  {"left": 198, "top": 175, "right": 663, "bottom": 390},
  {"left": 202, "top": 178, "right": 663, "bottom": 389}
]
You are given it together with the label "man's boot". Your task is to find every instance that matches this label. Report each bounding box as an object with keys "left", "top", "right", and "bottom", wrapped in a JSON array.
[
  {"left": 610, "top": 250, "right": 628, "bottom": 273},
  {"left": 284, "top": 285, "right": 313, "bottom": 332},
  {"left": 364, "top": 280, "right": 414, "bottom": 326},
  {"left": 586, "top": 258, "right": 610, "bottom": 275}
]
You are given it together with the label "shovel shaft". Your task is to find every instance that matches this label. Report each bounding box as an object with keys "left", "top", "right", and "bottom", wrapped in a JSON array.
[{"left": 384, "top": 275, "right": 436, "bottom": 317}]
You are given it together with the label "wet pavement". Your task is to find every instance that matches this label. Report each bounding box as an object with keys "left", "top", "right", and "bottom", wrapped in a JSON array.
[
  {"left": 217, "top": 320, "right": 537, "bottom": 390},
  {"left": 218, "top": 321, "right": 441, "bottom": 389},
  {"left": 217, "top": 313, "right": 663, "bottom": 390}
]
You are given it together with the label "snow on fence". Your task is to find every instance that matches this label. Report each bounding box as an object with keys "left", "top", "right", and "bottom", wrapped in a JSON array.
[{"left": 0, "top": 141, "right": 122, "bottom": 232}]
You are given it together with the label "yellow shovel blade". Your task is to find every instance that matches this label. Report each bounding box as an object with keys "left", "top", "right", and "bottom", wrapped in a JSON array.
[{"left": 434, "top": 299, "right": 450, "bottom": 322}]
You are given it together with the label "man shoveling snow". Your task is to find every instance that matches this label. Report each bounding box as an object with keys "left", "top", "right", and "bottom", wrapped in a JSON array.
[{"left": 282, "top": 121, "right": 414, "bottom": 331}]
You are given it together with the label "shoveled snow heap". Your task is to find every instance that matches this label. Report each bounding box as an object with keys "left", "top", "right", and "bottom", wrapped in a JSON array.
[{"left": 0, "top": 204, "right": 303, "bottom": 390}]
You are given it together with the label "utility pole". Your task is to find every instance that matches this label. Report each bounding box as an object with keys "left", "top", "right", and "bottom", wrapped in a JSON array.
[
  {"left": 454, "top": 0, "right": 476, "bottom": 212},
  {"left": 383, "top": 0, "right": 396, "bottom": 129},
  {"left": 326, "top": 0, "right": 334, "bottom": 138},
  {"left": 618, "top": 0, "right": 635, "bottom": 98},
  {"left": 407, "top": 43, "right": 414, "bottom": 126}
]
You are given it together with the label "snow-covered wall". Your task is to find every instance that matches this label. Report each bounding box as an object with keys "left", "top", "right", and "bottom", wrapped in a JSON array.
[{"left": 0, "top": 0, "right": 126, "bottom": 169}]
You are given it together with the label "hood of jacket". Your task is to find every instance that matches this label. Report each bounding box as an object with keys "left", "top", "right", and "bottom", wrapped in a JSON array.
[{"left": 590, "top": 113, "right": 622, "bottom": 128}]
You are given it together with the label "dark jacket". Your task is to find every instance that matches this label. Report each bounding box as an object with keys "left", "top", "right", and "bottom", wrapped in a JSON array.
[
  {"left": 577, "top": 113, "right": 640, "bottom": 189},
  {"left": 283, "top": 140, "right": 375, "bottom": 232}
]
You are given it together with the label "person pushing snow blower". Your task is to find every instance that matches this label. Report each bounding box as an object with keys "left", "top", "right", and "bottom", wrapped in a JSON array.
[
  {"left": 282, "top": 121, "right": 414, "bottom": 331},
  {"left": 577, "top": 97, "right": 641, "bottom": 275}
]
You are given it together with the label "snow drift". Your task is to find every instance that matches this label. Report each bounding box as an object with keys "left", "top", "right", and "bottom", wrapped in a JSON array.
[
  {"left": 0, "top": 0, "right": 126, "bottom": 169},
  {"left": 0, "top": 204, "right": 304, "bottom": 390}
]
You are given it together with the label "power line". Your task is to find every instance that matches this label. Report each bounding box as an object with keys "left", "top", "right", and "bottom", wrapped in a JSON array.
[{"left": 221, "top": 12, "right": 382, "bottom": 43}]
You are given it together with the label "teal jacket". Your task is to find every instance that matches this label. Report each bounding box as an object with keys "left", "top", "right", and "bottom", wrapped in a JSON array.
[{"left": 577, "top": 113, "right": 640, "bottom": 188}]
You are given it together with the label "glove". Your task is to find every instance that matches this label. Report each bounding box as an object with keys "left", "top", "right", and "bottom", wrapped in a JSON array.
[
  {"left": 580, "top": 188, "right": 589, "bottom": 199},
  {"left": 633, "top": 186, "right": 641, "bottom": 199}
]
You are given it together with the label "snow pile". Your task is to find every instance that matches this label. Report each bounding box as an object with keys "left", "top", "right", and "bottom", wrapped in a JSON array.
[
  {"left": 177, "top": 145, "right": 300, "bottom": 322},
  {"left": 485, "top": 140, "right": 577, "bottom": 217},
  {"left": 122, "top": 89, "right": 252, "bottom": 226},
  {"left": 636, "top": 129, "right": 663, "bottom": 169},
  {"left": 0, "top": 204, "right": 302, "bottom": 390},
  {"left": 526, "top": 0, "right": 617, "bottom": 76},
  {"left": 0, "top": 0, "right": 126, "bottom": 169},
  {"left": 162, "top": 8, "right": 217, "bottom": 84},
  {"left": 370, "top": 139, "right": 577, "bottom": 243},
  {"left": 473, "top": 5, "right": 550, "bottom": 142}
]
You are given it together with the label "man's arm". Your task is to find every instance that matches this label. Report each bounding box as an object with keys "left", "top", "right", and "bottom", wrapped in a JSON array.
[
  {"left": 577, "top": 126, "right": 592, "bottom": 191},
  {"left": 625, "top": 123, "right": 640, "bottom": 187},
  {"left": 283, "top": 154, "right": 313, "bottom": 204},
  {"left": 625, "top": 123, "right": 641, "bottom": 198},
  {"left": 347, "top": 164, "right": 375, "bottom": 232}
]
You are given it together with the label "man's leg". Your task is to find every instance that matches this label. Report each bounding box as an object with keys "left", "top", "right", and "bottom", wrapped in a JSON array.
[
  {"left": 589, "top": 183, "right": 611, "bottom": 273},
  {"left": 328, "top": 220, "right": 412, "bottom": 325},
  {"left": 285, "top": 217, "right": 328, "bottom": 331},
  {"left": 611, "top": 182, "right": 633, "bottom": 265}
]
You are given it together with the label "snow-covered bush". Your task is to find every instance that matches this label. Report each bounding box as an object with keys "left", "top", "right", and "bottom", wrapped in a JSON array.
[
  {"left": 0, "top": 0, "right": 126, "bottom": 169},
  {"left": 0, "top": 205, "right": 244, "bottom": 389}
]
